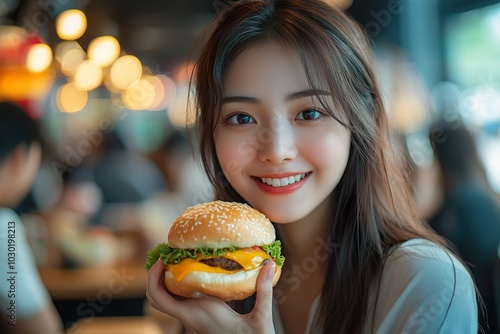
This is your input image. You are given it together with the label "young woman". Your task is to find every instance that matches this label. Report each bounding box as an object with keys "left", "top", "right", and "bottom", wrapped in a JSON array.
[{"left": 147, "top": 1, "right": 478, "bottom": 333}]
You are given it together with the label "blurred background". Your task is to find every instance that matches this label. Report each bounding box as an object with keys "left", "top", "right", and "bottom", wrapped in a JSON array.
[{"left": 1, "top": 0, "right": 499, "bottom": 333}]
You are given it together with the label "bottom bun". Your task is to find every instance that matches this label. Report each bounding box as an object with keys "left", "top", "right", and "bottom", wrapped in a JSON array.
[{"left": 164, "top": 265, "right": 282, "bottom": 302}]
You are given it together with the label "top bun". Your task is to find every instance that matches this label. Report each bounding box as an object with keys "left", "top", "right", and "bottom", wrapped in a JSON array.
[{"left": 168, "top": 201, "right": 275, "bottom": 249}]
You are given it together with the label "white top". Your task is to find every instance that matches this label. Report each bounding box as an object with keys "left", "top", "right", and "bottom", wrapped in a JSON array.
[
  {"left": 272, "top": 238, "right": 478, "bottom": 333},
  {"left": 0, "top": 208, "right": 51, "bottom": 318}
]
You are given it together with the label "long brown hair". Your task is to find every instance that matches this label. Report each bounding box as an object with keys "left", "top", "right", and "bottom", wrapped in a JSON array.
[{"left": 191, "top": 0, "right": 447, "bottom": 332}]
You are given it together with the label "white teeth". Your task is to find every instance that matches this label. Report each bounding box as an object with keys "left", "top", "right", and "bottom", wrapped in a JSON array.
[
  {"left": 280, "top": 177, "right": 289, "bottom": 186},
  {"left": 260, "top": 173, "right": 308, "bottom": 187}
]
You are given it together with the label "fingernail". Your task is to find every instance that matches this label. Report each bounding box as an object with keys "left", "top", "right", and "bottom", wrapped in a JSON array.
[{"left": 266, "top": 262, "right": 276, "bottom": 280}]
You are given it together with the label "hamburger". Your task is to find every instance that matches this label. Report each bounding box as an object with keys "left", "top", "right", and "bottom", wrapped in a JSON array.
[{"left": 145, "top": 200, "right": 284, "bottom": 301}]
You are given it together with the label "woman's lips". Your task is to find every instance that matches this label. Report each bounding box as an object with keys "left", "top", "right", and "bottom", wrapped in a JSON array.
[{"left": 253, "top": 172, "right": 311, "bottom": 194}]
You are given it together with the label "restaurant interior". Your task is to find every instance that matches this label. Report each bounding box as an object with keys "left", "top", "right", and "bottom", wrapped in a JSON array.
[{"left": 1, "top": 0, "right": 499, "bottom": 333}]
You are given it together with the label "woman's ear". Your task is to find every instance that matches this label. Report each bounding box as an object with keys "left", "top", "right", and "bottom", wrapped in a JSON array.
[
  {"left": 0, "top": 145, "right": 29, "bottom": 205},
  {"left": 0, "top": 142, "right": 42, "bottom": 206},
  {"left": 8, "top": 144, "right": 30, "bottom": 172},
  {"left": 4, "top": 143, "right": 41, "bottom": 180}
]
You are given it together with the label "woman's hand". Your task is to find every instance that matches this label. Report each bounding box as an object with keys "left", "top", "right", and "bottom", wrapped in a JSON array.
[{"left": 146, "top": 259, "right": 277, "bottom": 334}]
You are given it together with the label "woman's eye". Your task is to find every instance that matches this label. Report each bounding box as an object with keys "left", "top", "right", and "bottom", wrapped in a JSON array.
[
  {"left": 225, "top": 113, "right": 255, "bottom": 125},
  {"left": 296, "top": 109, "right": 322, "bottom": 121}
]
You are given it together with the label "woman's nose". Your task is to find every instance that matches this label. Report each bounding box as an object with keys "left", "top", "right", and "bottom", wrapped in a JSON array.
[{"left": 257, "top": 122, "right": 297, "bottom": 165}]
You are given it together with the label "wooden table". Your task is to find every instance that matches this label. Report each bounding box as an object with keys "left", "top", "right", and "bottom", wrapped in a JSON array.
[
  {"left": 67, "top": 316, "right": 163, "bottom": 334},
  {"left": 39, "top": 264, "right": 147, "bottom": 300},
  {"left": 39, "top": 264, "right": 185, "bottom": 333}
]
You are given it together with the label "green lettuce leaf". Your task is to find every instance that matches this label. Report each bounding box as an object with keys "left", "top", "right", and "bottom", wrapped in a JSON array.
[
  {"left": 262, "top": 240, "right": 285, "bottom": 267},
  {"left": 144, "top": 240, "right": 285, "bottom": 272}
]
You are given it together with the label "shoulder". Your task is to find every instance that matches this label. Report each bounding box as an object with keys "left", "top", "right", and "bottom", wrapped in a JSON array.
[
  {"left": 0, "top": 207, "right": 21, "bottom": 221},
  {"left": 370, "top": 238, "right": 478, "bottom": 333},
  {"left": 383, "top": 238, "right": 475, "bottom": 298},
  {"left": 452, "top": 183, "right": 500, "bottom": 211},
  {"left": 0, "top": 208, "right": 51, "bottom": 318},
  {"left": 386, "top": 238, "right": 468, "bottom": 276},
  {"left": 0, "top": 208, "right": 25, "bottom": 237}
]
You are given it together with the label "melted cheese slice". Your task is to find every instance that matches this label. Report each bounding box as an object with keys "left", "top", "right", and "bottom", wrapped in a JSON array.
[{"left": 167, "top": 248, "right": 270, "bottom": 281}]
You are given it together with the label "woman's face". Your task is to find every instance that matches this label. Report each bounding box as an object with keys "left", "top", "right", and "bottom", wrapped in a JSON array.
[{"left": 214, "top": 42, "right": 351, "bottom": 223}]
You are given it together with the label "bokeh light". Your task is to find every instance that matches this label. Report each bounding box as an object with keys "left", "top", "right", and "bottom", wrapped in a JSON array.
[
  {"left": 26, "top": 43, "right": 53, "bottom": 73},
  {"left": 122, "top": 78, "right": 156, "bottom": 110},
  {"left": 153, "top": 74, "right": 177, "bottom": 110},
  {"left": 57, "top": 83, "right": 88, "bottom": 112},
  {"left": 74, "top": 60, "right": 102, "bottom": 90},
  {"left": 87, "top": 36, "right": 120, "bottom": 67},
  {"left": 168, "top": 85, "right": 196, "bottom": 128},
  {"left": 55, "top": 41, "right": 86, "bottom": 76},
  {"left": 109, "top": 55, "right": 142, "bottom": 90},
  {"left": 56, "top": 9, "right": 87, "bottom": 40}
]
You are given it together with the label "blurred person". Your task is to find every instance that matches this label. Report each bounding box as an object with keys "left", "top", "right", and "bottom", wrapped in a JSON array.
[
  {"left": 0, "top": 102, "right": 63, "bottom": 334},
  {"left": 49, "top": 129, "right": 170, "bottom": 266},
  {"left": 139, "top": 130, "right": 213, "bottom": 248},
  {"left": 429, "top": 120, "right": 500, "bottom": 333},
  {"left": 65, "top": 130, "right": 167, "bottom": 229},
  {"left": 68, "top": 130, "right": 167, "bottom": 206},
  {"left": 146, "top": 129, "right": 213, "bottom": 200},
  {"left": 147, "top": 130, "right": 190, "bottom": 193}
]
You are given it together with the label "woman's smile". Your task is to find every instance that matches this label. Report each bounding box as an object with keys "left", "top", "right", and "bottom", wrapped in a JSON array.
[{"left": 252, "top": 172, "right": 312, "bottom": 194}]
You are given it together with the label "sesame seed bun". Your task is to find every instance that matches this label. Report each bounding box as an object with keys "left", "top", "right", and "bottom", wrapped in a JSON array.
[{"left": 168, "top": 201, "right": 276, "bottom": 248}]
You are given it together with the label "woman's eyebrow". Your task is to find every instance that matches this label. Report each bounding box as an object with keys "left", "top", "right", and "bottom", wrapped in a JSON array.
[
  {"left": 221, "top": 96, "right": 260, "bottom": 105},
  {"left": 221, "top": 89, "right": 331, "bottom": 105},
  {"left": 286, "top": 89, "right": 331, "bottom": 100}
]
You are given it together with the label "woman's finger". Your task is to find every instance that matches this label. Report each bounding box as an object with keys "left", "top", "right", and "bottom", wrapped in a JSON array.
[
  {"left": 148, "top": 298, "right": 164, "bottom": 313},
  {"left": 146, "top": 258, "right": 277, "bottom": 333},
  {"left": 146, "top": 259, "right": 166, "bottom": 293},
  {"left": 249, "top": 261, "right": 276, "bottom": 332},
  {"left": 146, "top": 259, "right": 187, "bottom": 319}
]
